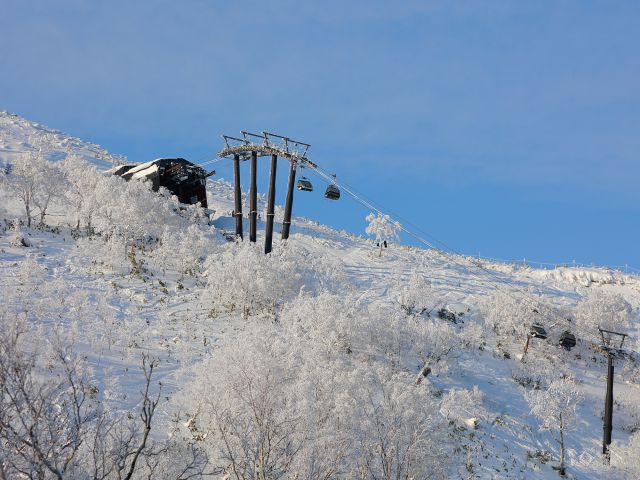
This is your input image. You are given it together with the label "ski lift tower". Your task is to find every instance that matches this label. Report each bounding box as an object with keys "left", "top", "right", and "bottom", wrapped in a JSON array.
[
  {"left": 217, "top": 132, "right": 316, "bottom": 254},
  {"left": 594, "top": 328, "right": 630, "bottom": 462}
]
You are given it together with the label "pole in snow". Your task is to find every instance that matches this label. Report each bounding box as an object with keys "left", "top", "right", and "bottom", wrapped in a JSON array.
[
  {"left": 233, "top": 154, "right": 243, "bottom": 240},
  {"left": 603, "top": 355, "right": 614, "bottom": 459},
  {"left": 281, "top": 159, "right": 297, "bottom": 240},
  {"left": 264, "top": 154, "right": 277, "bottom": 254},
  {"left": 249, "top": 151, "right": 257, "bottom": 243},
  {"left": 595, "top": 328, "right": 629, "bottom": 463}
]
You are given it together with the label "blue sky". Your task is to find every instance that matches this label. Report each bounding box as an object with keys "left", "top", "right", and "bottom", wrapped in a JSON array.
[{"left": 2, "top": 0, "right": 639, "bottom": 268}]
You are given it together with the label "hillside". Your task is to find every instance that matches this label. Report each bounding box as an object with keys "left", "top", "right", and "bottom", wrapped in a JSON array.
[
  {"left": 0, "top": 110, "right": 126, "bottom": 170},
  {"left": 1, "top": 113, "right": 639, "bottom": 479}
]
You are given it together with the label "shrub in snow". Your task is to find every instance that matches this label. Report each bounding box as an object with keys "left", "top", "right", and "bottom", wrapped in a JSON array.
[
  {"left": 8, "top": 229, "right": 31, "bottom": 247},
  {"left": 177, "top": 329, "right": 335, "bottom": 479},
  {"left": 481, "top": 291, "right": 540, "bottom": 338},
  {"left": 614, "top": 389, "right": 640, "bottom": 434},
  {"left": 203, "top": 242, "right": 326, "bottom": 317},
  {"left": 346, "top": 368, "right": 449, "bottom": 479},
  {"left": 177, "top": 327, "right": 449, "bottom": 480},
  {"left": 574, "top": 291, "right": 634, "bottom": 341},
  {"left": 0, "top": 150, "right": 65, "bottom": 227},
  {"left": 61, "top": 153, "right": 102, "bottom": 231},
  {"left": 526, "top": 376, "right": 583, "bottom": 476},
  {"left": 511, "top": 354, "right": 558, "bottom": 389},
  {"left": 395, "top": 271, "right": 433, "bottom": 316},
  {"left": 280, "top": 292, "right": 462, "bottom": 374},
  {"left": 480, "top": 290, "right": 550, "bottom": 357},
  {"left": 610, "top": 432, "right": 640, "bottom": 478},
  {"left": 152, "top": 224, "right": 218, "bottom": 277},
  {"left": 439, "top": 386, "right": 487, "bottom": 429}
]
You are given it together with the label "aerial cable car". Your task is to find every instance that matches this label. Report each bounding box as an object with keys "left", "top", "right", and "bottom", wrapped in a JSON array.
[
  {"left": 559, "top": 331, "right": 577, "bottom": 350},
  {"left": 529, "top": 323, "right": 548, "bottom": 340},
  {"left": 324, "top": 174, "right": 340, "bottom": 200},
  {"left": 296, "top": 165, "right": 313, "bottom": 192}
]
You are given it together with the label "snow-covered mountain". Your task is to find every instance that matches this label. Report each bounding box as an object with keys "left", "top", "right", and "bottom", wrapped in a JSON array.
[
  {"left": 0, "top": 110, "right": 125, "bottom": 170},
  {"left": 1, "top": 113, "right": 639, "bottom": 479}
]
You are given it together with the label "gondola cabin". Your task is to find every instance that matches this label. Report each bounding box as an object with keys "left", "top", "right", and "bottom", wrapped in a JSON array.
[
  {"left": 324, "top": 184, "right": 340, "bottom": 200},
  {"left": 559, "top": 331, "right": 577, "bottom": 350},
  {"left": 529, "top": 323, "right": 548, "bottom": 339},
  {"left": 297, "top": 177, "right": 313, "bottom": 192},
  {"left": 108, "top": 158, "right": 209, "bottom": 208}
]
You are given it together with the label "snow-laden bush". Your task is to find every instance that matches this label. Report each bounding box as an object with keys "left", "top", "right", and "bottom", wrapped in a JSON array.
[
  {"left": 279, "top": 292, "right": 463, "bottom": 373},
  {"left": 574, "top": 291, "right": 634, "bottom": 341},
  {"left": 176, "top": 326, "right": 450, "bottom": 479},
  {"left": 525, "top": 376, "right": 583, "bottom": 476},
  {"left": 480, "top": 290, "right": 546, "bottom": 340},
  {"left": 0, "top": 275, "right": 210, "bottom": 479},
  {"left": 203, "top": 241, "right": 340, "bottom": 317},
  {"left": 0, "top": 150, "right": 66, "bottom": 227},
  {"left": 61, "top": 154, "right": 103, "bottom": 231},
  {"left": 611, "top": 432, "right": 640, "bottom": 478},
  {"left": 151, "top": 224, "right": 219, "bottom": 277},
  {"left": 614, "top": 389, "right": 640, "bottom": 434},
  {"left": 440, "top": 386, "right": 487, "bottom": 429},
  {"left": 511, "top": 354, "right": 559, "bottom": 389},
  {"left": 394, "top": 270, "right": 433, "bottom": 316}
]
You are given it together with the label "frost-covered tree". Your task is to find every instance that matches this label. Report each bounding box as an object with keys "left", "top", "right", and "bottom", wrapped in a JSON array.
[
  {"left": 440, "top": 386, "right": 487, "bottom": 429},
  {"left": 574, "top": 291, "right": 634, "bottom": 341},
  {"left": 203, "top": 242, "right": 333, "bottom": 317},
  {"left": 0, "top": 280, "right": 210, "bottom": 479},
  {"left": 526, "top": 376, "right": 583, "bottom": 476},
  {"left": 395, "top": 271, "right": 433, "bottom": 316},
  {"left": 178, "top": 326, "right": 450, "bottom": 480},
  {"left": 480, "top": 290, "right": 551, "bottom": 359},
  {"left": 61, "top": 153, "right": 101, "bottom": 231},
  {"left": 610, "top": 432, "right": 640, "bottom": 478},
  {"left": 0, "top": 144, "right": 67, "bottom": 227},
  {"left": 365, "top": 212, "right": 401, "bottom": 256},
  {"left": 90, "top": 173, "right": 194, "bottom": 253},
  {"left": 32, "top": 155, "right": 65, "bottom": 226},
  {"left": 349, "top": 371, "right": 448, "bottom": 479},
  {"left": 0, "top": 152, "right": 40, "bottom": 227},
  {"left": 152, "top": 224, "right": 216, "bottom": 277}
]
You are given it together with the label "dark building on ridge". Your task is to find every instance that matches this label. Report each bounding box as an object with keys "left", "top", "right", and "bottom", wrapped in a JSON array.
[{"left": 109, "top": 158, "right": 210, "bottom": 208}]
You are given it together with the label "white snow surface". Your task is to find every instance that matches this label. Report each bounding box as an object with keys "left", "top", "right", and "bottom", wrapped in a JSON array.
[
  {"left": 0, "top": 110, "right": 125, "bottom": 170},
  {"left": 1, "top": 113, "right": 639, "bottom": 479}
]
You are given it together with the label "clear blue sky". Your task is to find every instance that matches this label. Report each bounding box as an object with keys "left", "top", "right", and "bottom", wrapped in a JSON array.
[{"left": 2, "top": 1, "right": 639, "bottom": 268}]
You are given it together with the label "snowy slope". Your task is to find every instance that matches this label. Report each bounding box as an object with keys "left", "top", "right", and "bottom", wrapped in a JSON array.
[
  {"left": 0, "top": 110, "right": 125, "bottom": 170},
  {"left": 1, "top": 113, "right": 639, "bottom": 479}
]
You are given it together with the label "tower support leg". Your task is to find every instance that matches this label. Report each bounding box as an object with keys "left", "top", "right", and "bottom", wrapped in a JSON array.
[
  {"left": 281, "top": 160, "right": 297, "bottom": 240},
  {"left": 264, "top": 154, "right": 277, "bottom": 254},
  {"left": 603, "top": 356, "right": 614, "bottom": 461},
  {"left": 233, "top": 154, "right": 243, "bottom": 240},
  {"left": 249, "top": 151, "right": 257, "bottom": 243}
]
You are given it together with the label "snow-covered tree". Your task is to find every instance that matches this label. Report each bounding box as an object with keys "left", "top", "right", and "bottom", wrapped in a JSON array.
[
  {"left": 61, "top": 153, "right": 101, "bottom": 231},
  {"left": 395, "top": 271, "right": 433, "bottom": 316},
  {"left": 203, "top": 242, "right": 312, "bottom": 317},
  {"left": 440, "top": 386, "right": 487, "bottom": 429},
  {"left": 526, "top": 376, "right": 583, "bottom": 476},
  {"left": 574, "top": 291, "right": 634, "bottom": 342},
  {"left": 31, "top": 155, "right": 65, "bottom": 226},
  {"left": 610, "top": 432, "right": 640, "bottom": 478},
  {"left": 0, "top": 152, "right": 40, "bottom": 227},
  {"left": 365, "top": 212, "right": 401, "bottom": 256},
  {"left": 178, "top": 325, "right": 451, "bottom": 480},
  {"left": 152, "top": 224, "right": 216, "bottom": 277},
  {"left": 480, "top": 290, "right": 553, "bottom": 359}
]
